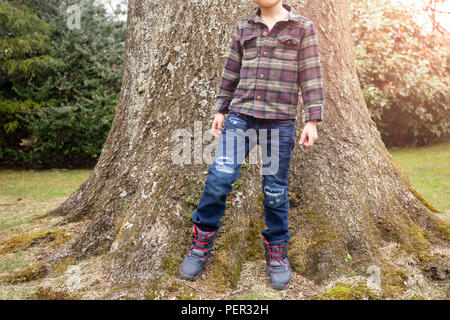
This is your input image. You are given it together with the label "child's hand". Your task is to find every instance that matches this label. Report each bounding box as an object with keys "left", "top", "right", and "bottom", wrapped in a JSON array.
[
  {"left": 212, "top": 112, "right": 225, "bottom": 138},
  {"left": 299, "top": 120, "right": 318, "bottom": 147}
]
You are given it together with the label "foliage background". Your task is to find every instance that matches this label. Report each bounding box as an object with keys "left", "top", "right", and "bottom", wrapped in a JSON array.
[
  {"left": 0, "top": 0, "right": 125, "bottom": 168},
  {"left": 350, "top": 0, "right": 449, "bottom": 147}
]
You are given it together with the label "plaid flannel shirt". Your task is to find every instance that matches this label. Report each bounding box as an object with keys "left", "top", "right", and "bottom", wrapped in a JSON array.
[{"left": 213, "top": 3, "right": 325, "bottom": 123}]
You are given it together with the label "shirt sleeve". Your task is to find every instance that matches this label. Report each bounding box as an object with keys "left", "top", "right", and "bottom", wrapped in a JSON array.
[
  {"left": 213, "top": 23, "right": 242, "bottom": 115},
  {"left": 298, "top": 21, "right": 325, "bottom": 123}
]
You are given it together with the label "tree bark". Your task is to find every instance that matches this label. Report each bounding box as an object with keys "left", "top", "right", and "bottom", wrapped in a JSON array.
[{"left": 48, "top": 0, "right": 449, "bottom": 296}]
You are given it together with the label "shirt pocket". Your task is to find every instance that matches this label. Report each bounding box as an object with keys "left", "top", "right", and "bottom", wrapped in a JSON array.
[
  {"left": 274, "top": 35, "right": 299, "bottom": 61},
  {"left": 240, "top": 34, "right": 258, "bottom": 60}
]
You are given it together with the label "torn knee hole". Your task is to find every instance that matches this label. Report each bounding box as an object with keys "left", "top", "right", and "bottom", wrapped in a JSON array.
[
  {"left": 215, "top": 156, "right": 233, "bottom": 166},
  {"left": 263, "top": 186, "right": 287, "bottom": 207},
  {"left": 214, "top": 156, "right": 235, "bottom": 174},
  {"left": 215, "top": 165, "right": 234, "bottom": 174}
]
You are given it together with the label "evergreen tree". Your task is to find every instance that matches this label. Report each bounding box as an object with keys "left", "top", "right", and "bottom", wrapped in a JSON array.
[{"left": 0, "top": 0, "right": 126, "bottom": 167}]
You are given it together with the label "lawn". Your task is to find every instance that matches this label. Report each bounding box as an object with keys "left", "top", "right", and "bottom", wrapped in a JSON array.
[
  {"left": 388, "top": 141, "right": 449, "bottom": 221},
  {"left": 0, "top": 169, "right": 91, "bottom": 234},
  {"left": 0, "top": 168, "right": 92, "bottom": 299}
]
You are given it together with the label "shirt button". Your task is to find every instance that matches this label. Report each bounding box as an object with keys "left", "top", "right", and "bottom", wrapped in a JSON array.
[
  {"left": 263, "top": 51, "right": 268, "bottom": 56},
  {"left": 263, "top": 32, "right": 268, "bottom": 37},
  {"left": 257, "top": 95, "right": 261, "bottom": 100},
  {"left": 260, "top": 74, "right": 264, "bottom": 79}
]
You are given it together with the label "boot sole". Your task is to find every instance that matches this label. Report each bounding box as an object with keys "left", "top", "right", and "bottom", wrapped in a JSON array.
[
  {"left": 179, "top": 265, "right": 202, "bottom": 281},
  {"left": 270, "top": 281, "right": 290, "bottom": 290}
]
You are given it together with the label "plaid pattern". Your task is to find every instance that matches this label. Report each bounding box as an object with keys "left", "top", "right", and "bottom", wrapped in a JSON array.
[{"left": 213, "top": 3, "right": 325, "bottom": 123}]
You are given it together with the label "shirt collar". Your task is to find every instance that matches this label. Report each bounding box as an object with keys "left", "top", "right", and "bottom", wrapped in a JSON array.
[{"left": 248, "top": 3, "right": 302, "bottom": 25}]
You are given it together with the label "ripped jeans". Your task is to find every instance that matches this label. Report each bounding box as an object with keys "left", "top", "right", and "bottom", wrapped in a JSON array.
[{"left": 191, "top": 111, "right": 296, "bottom": 243}]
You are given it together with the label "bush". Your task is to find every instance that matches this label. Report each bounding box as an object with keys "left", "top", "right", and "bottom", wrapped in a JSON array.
[
  {"left": 350, "top": 0, "right": 450, "bottom": 147},
  {"left": 0, "top": 0, "right": 125, "bottom": 168},
  {"left": 7, "top": 103, "right": 114, "bottom": 167}
]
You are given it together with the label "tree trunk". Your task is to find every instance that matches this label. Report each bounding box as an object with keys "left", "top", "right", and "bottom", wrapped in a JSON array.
[{"left": 48, "top": 0, "right": 449, "bottom": 297}]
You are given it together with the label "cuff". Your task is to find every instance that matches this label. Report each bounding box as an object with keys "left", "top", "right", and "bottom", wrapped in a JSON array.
[
  {"left": 213, "top": 98, "right": 230, "bottom": 115},
  {"left": 302, "top": 105, "right": 323, "bottom": 123}
]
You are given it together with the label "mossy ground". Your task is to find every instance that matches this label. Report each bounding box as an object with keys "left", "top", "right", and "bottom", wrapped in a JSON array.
[
  {"left": 0, "top": 229, "right": 71, "bottom": 254},
  {"left": 30, "top": 286, "right": 80, "bottom": 300},
  {"left": 3, "top": 262, "right": 48, "bottom": 284},
  {"left": 0, "top": 168, "right": 94, "bottom": 299},
  {"left": 313, "top": 282, "right": 382, "bottom": 300}
]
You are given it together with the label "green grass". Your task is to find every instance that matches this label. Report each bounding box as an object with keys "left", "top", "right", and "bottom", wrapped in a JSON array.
[
  {"left": 0, "top": 169, "right": 91, "bottom": 233},
  {"left": 0, "top": 169, "right": 91, "bottom": 201},
  {"left": 0, "top": 251, "right": 31, "bottom": 273},
  {"left": 388, "top": 141, "right": 449, "bottom": 220},
  {"left": 0, "top": 168, "right": 90, "bottom": 300}
]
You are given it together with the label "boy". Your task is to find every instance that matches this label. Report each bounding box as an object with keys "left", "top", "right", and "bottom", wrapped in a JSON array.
[{"left": 179, "top": 0, "right": 325, "bottom": 290}]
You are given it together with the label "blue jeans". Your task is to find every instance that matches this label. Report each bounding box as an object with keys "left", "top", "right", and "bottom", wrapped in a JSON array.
[{"left": 191, "top": 111, "right": 296, "bottom": 243}]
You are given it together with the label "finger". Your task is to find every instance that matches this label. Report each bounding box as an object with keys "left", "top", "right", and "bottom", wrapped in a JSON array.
[
  {"left": 299, "top": 130, "right": 307, "bottom": 144},
  {"left": 214, "top": 119, "right": 224, "bottom": 137},
  {"left": 212, "top": 121, "right": 219, "bottom": 137},
  {"left": 304, "top": 139, "right": 312, "bottom": 147},
  {"left": 304, "top": 131, "right": 313, "bottom": 147},
  {"left": 306, "top": 134, "right": 317, "bottom": 147},
  {"left": 304, "top": 132, "right": 310, "bottom": 145}
]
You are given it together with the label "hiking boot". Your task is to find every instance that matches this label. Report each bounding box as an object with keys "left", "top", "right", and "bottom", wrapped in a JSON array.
[
  {"left": 263, "top": 238, "right": 291, "bottom": 290},
  {"left": 179, "top": 224, "right": 217, "bottom": 281}
]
